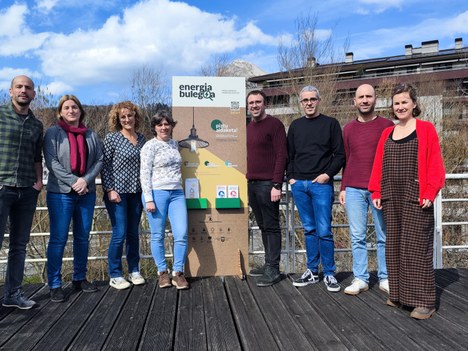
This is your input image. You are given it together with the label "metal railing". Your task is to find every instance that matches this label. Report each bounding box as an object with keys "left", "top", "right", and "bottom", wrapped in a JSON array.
[{"left": 0, "top": 174, "right": 467, "bottom": 277}]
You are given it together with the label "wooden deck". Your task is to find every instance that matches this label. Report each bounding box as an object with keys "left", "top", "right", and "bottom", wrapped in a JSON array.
[{"left": 0, "top": 268, "right": 467, "bottom": 350}]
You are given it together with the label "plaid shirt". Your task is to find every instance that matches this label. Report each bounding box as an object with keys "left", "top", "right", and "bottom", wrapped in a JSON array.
[{"left": 0, "top": 103, "right": 43, "bottom": 187}]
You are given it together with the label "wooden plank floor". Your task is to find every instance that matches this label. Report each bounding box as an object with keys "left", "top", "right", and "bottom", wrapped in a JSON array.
[{"left": 0, "top": 269, "right": 467, "bottom": 350}]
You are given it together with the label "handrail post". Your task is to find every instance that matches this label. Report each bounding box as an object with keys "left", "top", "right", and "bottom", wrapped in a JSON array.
[{"left": 434, "top": 192, "right": 443, "bottom": 269}]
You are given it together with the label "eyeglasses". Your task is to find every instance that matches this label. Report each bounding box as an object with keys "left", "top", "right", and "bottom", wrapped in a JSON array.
[{"left": 301, "top": 97, "right": 319, "bottom": 104}]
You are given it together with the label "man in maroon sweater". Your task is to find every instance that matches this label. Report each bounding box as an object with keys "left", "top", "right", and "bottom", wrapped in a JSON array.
[
  {"left": 246, "top": 90, "right": 287, "bottom": 287},
  {"left": 339, "top": 84, "right": 394, "bottom": 295}
]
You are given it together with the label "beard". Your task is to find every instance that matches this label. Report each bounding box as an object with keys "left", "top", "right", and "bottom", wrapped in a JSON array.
[{"left": 14, "top": 96, "right": 32, "bottom": 107}]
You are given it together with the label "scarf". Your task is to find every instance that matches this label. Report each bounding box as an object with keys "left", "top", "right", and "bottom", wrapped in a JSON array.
[{"left": 58, "top": 120, "right": 87, "bottom": 176}]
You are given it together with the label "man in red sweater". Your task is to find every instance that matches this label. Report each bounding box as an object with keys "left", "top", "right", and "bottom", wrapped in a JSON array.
[
  {"left": 339, "top": 84, "right": 394, "bottom": 295},
  {"left": 246, "top": 90, "right": 287, "bottom": 287}
]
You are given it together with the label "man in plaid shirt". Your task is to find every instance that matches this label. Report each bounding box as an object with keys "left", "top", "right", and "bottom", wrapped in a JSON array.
[{"left": 0, "top": 75, "right": 43, "bottom": 309}]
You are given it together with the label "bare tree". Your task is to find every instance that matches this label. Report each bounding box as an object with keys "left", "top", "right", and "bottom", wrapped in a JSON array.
[
  {"left": 199, "top": 54, "right": 231, "bottom": 77},
  {"left": 277, "top": 13, "right": 344, "bottom": 122},
  {"left": 131, "top": 65, "right": 170, "bottom": 137}
]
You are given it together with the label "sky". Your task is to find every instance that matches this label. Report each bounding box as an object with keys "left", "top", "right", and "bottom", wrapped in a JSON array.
[{"left": 0, "top": 0, "right": 467, "bottom": 105}]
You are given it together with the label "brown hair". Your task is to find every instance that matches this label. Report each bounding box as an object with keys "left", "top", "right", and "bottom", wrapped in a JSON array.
[
  {"left": 56, "top": 95, "right": 86, "bottom": 122},
  {"left": 107, "top": 101, "right": 142, "bottom": 131},
  {"left": 150, "top": 109, "right": 177, "bottom": 136},
  {"left": 391, "top": 83, "right": 421, "bottom": 119}
]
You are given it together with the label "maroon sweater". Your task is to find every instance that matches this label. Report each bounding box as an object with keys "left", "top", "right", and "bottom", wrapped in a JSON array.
[
  {"left": 341, "top": 116, "right": 394, "bottom": 191},
  {"left": 246, "top": 115, "right": 287, "bottom": 183}
]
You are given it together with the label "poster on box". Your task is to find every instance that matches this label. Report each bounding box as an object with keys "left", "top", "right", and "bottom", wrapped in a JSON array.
[{"left": 172, "top": 76, "right": 248, "bottom": 277}]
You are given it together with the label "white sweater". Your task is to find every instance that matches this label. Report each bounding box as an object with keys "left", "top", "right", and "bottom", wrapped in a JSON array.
[{"left": 140, "top": 138, "right": 182, "bottom": 202}]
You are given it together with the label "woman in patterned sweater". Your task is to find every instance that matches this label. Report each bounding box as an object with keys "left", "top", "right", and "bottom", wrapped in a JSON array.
[
  {"left": 102, "top": 102, "right": 146, "bottom": 290},
  {"left": 140, "top": 110, "right": 189, "bottom": 290}
]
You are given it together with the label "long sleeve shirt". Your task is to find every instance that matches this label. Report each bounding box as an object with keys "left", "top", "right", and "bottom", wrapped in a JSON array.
[
  {"left": 246, "top": 115, "right": 287, "bottom": 183},
  {"left": 287, "top": 114, "right": 345, "bottom": 180},
  {"left": 140, "top": 138, "right": 182, "bottom": 202},
  {"left": 101, "top": 132, "right": 146, "bottom": 193},
  {"left": 341, "top": 116, "right": 394, "bottom": 191},
  {"left": 0, "top": 103, "right": 43, "bottom": 187}
]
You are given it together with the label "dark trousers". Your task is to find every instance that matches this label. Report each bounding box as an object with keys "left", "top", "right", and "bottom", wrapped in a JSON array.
[
  {"left": 248, "top": 181, "right": 282, "bottom": 270},
  {"left": 0, "top": 186, "right": 39, "bottom": 297}
]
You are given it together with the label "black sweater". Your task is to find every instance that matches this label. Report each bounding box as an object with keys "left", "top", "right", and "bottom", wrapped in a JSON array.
[{"left": 287, "top": 114, "right": 345, "bottom": 180}]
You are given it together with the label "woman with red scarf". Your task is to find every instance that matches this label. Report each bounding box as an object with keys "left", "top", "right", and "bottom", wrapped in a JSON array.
[{"left": 43, "top": 95, "right": 103, "bottom": 303}]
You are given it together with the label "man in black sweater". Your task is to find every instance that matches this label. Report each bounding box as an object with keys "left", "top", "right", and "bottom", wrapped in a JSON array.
[{"left": 287, "top": 85, "right": 345, "bottom": 292}]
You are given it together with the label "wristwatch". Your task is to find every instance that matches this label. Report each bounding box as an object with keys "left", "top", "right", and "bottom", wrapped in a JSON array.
[{"left": 272, "top": 183, "right": 282, "bottom": 190}]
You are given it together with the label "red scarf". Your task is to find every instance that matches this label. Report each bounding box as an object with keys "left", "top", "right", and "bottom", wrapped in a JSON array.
[{"left": 58, "top": 120, "right": 87, "bottom": 176}]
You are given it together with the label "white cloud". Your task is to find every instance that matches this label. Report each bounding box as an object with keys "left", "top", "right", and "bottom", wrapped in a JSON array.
[
  {"left": 35, "top": 0, "right": 280, "bottom": 90},
  {"left": 348, "top": 10, "right": 468, "bottom": 59},
  {"left": 0, "top": 67, "right": 41, "bottom": 91},
  {"left": 356, "top": 0, "right": 403, "bottom": 14},
  {"left": 44, "top": 80, "right": 74, "bottom": 95},
  {"left": 0, "top": 4, "right": 49, "bottom": 55},
  {"left": 35, "top": 0, "right": 59, "bottom": 13}
]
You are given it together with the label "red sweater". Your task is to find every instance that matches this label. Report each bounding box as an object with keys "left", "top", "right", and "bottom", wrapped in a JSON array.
[
  {"left": 368, "top": 119, "right": 445, "bottom": 205},
  {"left": 246, "top": 115, "right": 287, "bottom": 183},
  {"left": 341, "top": 116, "right": 394, "bottom": 191}
]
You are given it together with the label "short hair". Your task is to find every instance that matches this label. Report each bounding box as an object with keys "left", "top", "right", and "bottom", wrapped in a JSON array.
[
  {"left": 391, "top": 83, "right": 421, "bottom": 118},
  {"left": 300, "top": 85, "right": 321, "bottom": 99},
  {"left": 107, "top": 101, "right": 142, "bottom": 131},
  {"left": 11, "top": 75, "right": 35, "bottom": 89},
  {"left": 246, "top": 90, "right": 267, "bottom": 103},
  {"left": 56, "top": 94, "right": 86, "bottom": 122},
  {"left": 150, "top": 109, "right": 177, "bottom": 136}
]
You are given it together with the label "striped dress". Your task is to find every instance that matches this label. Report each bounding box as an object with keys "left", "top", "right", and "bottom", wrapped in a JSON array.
[{"left": 381, "top": 130, "right": 435, "bottom": 308}]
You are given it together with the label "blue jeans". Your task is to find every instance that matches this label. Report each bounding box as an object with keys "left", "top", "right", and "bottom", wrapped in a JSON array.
[
  {"left": 0, "top": 186, "right": 39, "bottom": 297},
  {"left": 46, "top": 192, "right": 96, "bottom": 288},
  {"left": 290, "top": 180, "right": 336, "bottom": 276},
  {"left": 143, "top": 189, "right": 188, "bottom": 273},
  {"left": 345, "top": 187, "right": 387, "bottom": 282},
  {"left": 105, "top": 192, "right": 143, "bottom": 278},
  {"left": 248, "top": 180, "right": 281, "bottom": 269}
]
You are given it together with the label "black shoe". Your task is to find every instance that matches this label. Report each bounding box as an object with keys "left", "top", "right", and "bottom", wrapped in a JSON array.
[
  {"left": 2, "top": 291, "right": 36, "bottom": 309},
  {"left": 293, "top": 269, "right": 319, "bottom": 287},
  {"left": 50, "top": 287, "right": 66, "bottom": 303},
  {"left": 256, "top": 266, "right": 281, "bottom": 287},
  {"left": 249, "top": 266, "right": 264, "bottom": 277},
  {"left": 73, "top": 279, "right": 98, "bottom": 293}
]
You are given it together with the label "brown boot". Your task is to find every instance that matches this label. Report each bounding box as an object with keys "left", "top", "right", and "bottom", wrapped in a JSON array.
[
  {"left": 386, "top": 299, "right": 402, "bottom": 308},
  {"left": 172, "top": 272, "right": 189, "bottom": 290},
  {"left": 158, "top": 271, "right": 171, "bottom": 288},
  {"left": 410, "top": 307, "right": 436, "bottom": 320}
]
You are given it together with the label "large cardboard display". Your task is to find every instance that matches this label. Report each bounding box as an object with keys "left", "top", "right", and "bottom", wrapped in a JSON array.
[{"left": 172, "top": 77, "right": 248, "bottom": 277}]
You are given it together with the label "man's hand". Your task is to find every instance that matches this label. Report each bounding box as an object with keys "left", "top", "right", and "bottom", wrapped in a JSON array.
[
  {"left": 339, "top": 190, "right": 346, "bottom": 205},
  {"left": 312, "top": 173, "right": 330, "bottom": 184},
  {"left": 271, "top": 187, "right": 281, "bottom": 202}
]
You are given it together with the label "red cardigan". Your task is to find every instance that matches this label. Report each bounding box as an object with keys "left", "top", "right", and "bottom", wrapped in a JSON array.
[{"left": 368, "top": 119, "right": 445, "bottom": 205}]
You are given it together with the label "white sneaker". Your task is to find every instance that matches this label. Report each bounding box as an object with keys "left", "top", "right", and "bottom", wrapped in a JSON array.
[
  {"left": 344, "top": 278, "right": 369, "bottom": 295},
  {"left": 129, "top": 272, "right": 146, "bottom": 285},
  {"left": 379, "top": 279, "right": 389, "bottom": 294},
  {"left": 110, "top": 277, "right": 131, "bottom": 290}
]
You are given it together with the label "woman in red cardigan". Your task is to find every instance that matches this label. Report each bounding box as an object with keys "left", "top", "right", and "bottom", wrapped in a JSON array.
[{"left": 368, "top": 83, "right": 445, "bottom": 320}]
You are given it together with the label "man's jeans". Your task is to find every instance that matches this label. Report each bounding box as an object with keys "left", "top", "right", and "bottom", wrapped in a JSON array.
[
  {"left": 104, "top": 192, "right": 143, "bottom": 278},
  {"left": 0, "top": 186, "right": 39, "bottom": 297},
  {"left": 345, "top": 187, "right": 387, "bottom": 282},
  {"left": 143, "top": 189, "right": 188, "bottom": 273},
  {"left": 248, "top": 180, "right": 282, "bottom": 270},
  {"left": 290, "top": 180, "right": 336, "bottom": 276},
  {"left": 46, "top": 191, "right": 96, "bottom": 288}
]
